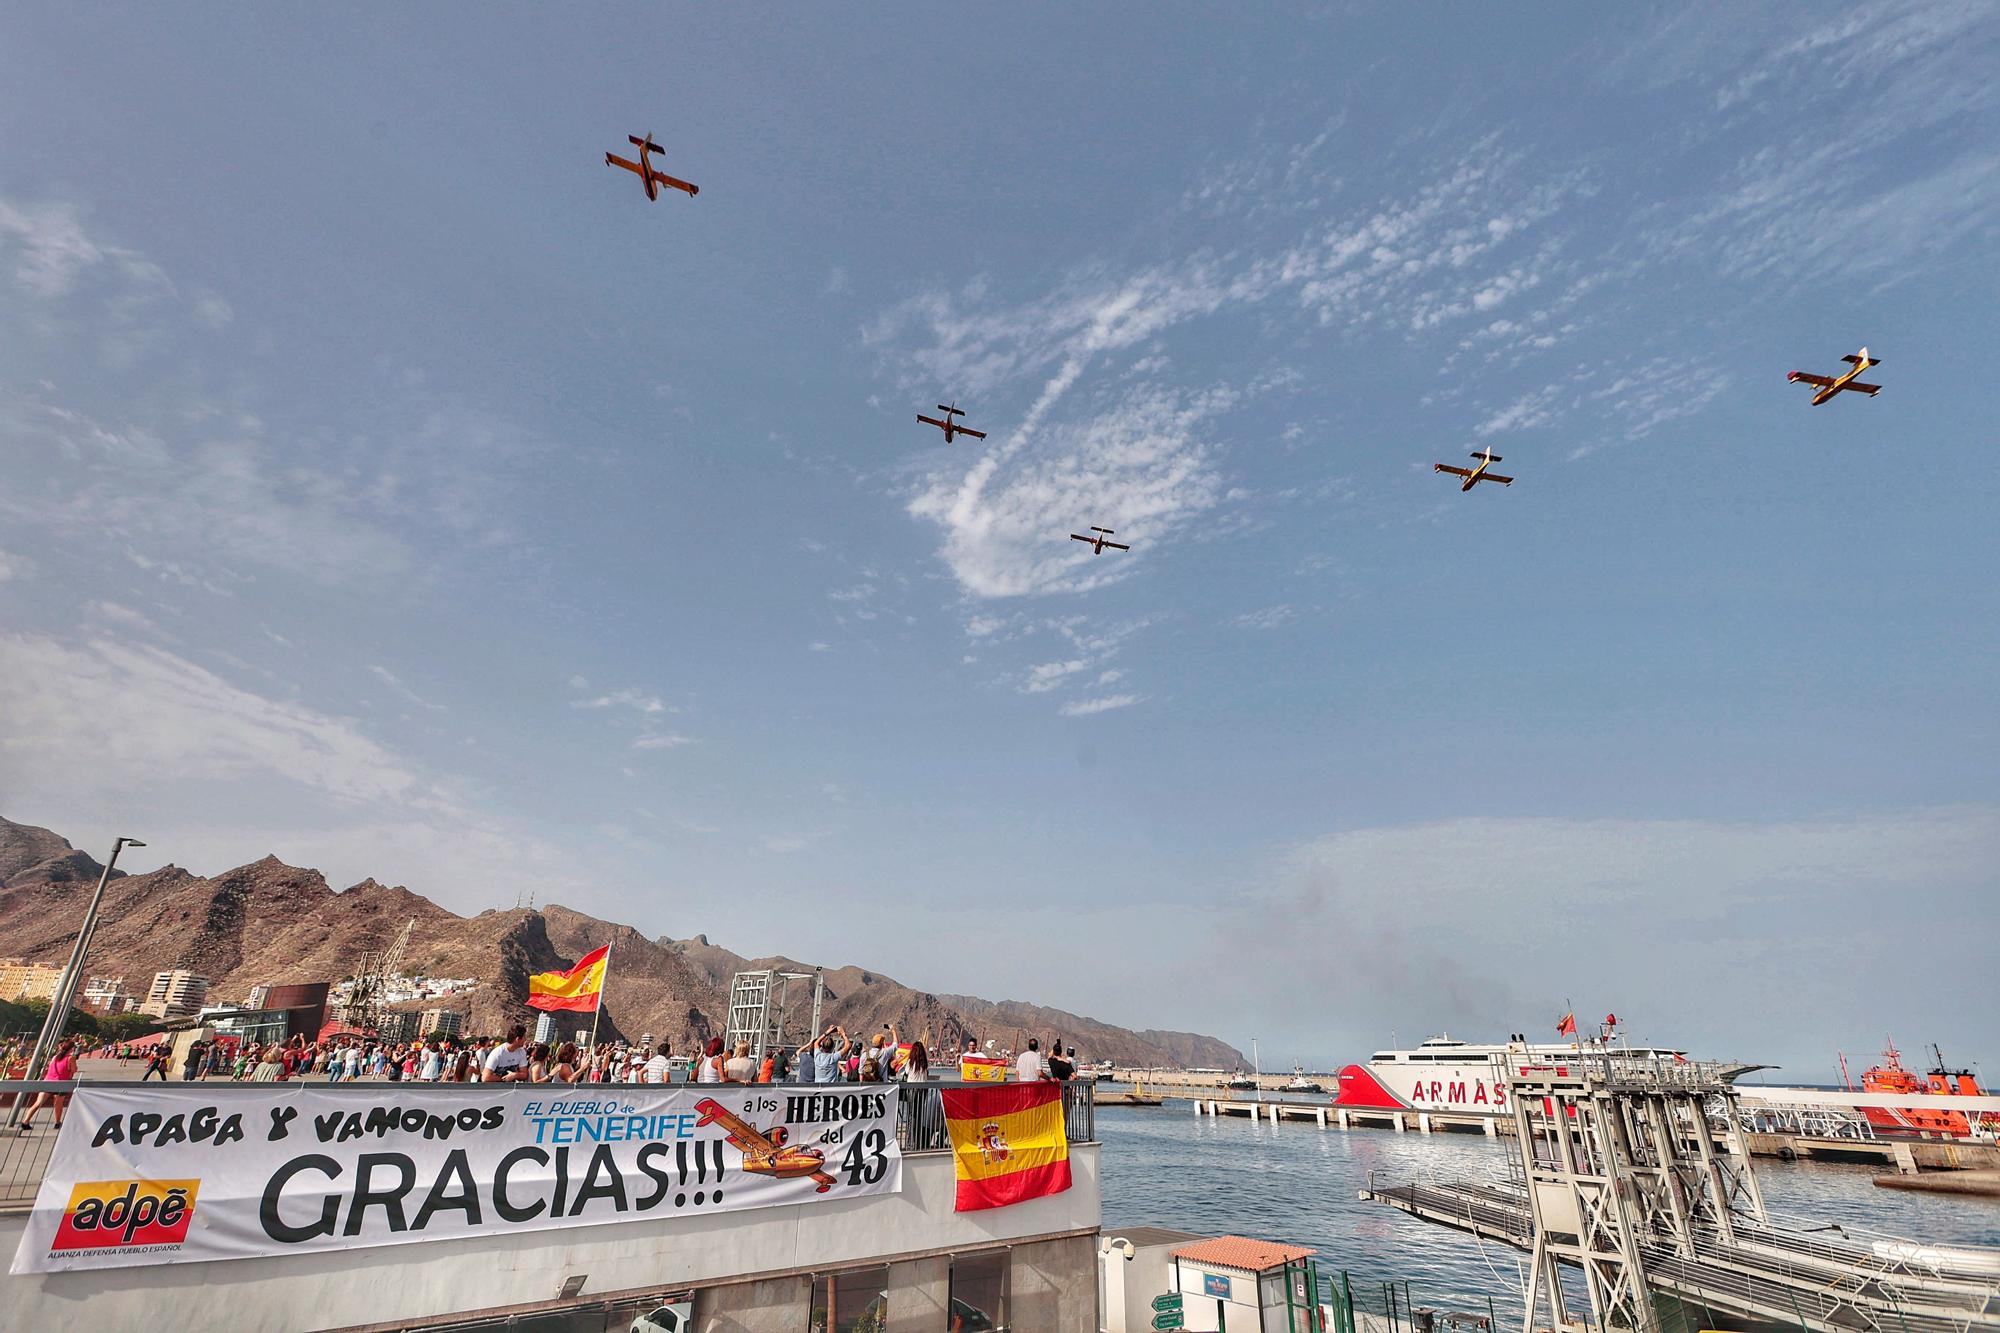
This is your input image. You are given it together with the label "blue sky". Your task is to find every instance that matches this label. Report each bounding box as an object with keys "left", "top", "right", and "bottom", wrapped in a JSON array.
[{"left": 2, "top": 6, "right": 1996, "bottom": 1075}]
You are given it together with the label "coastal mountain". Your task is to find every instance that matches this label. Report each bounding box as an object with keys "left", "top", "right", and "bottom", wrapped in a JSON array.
[{"left": 0, "top": 817, "right": 1247, "bottom": 1068}]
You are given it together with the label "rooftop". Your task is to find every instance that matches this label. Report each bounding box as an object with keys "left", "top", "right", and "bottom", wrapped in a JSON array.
[{"left": 1172, "top": 1235, "right": 1317, "bottom": 1273}]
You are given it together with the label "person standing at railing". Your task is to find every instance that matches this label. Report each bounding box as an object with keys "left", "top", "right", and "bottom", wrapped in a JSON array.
[
  {"left": 15, "top": 1040, "right": 77, "bottom": 1134},
  {"left": 901, "top": 1039, "right": 931, "bottom": 1082}
]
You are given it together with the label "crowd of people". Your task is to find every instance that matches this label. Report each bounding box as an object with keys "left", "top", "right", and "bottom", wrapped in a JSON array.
[{"left": 4, "top": 1019, "right": 1090, "bottom": 1132}]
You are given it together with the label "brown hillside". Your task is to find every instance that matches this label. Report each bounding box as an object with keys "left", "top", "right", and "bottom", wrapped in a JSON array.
[{"left": 0, "top": 817, "right": 1244, "bottom": 1067}]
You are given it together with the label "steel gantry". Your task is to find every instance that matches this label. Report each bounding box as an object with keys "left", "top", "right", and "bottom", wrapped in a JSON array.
[{"left": 1364, "top": 1049, "right": 2000, "bottom": 1333}]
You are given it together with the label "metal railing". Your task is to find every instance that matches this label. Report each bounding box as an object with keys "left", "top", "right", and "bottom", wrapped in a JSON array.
[
  {"left": 0, "top": 1077, "right": 1097, "bottom": 1211},
  {"left": 892, "top": 1078, "right": 1096, "bottom": 1152}
]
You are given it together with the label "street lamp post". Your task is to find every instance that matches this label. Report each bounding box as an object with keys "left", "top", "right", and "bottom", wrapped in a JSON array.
[{"left": 9, "top": 836, "right": 145, "bottom": 1124}]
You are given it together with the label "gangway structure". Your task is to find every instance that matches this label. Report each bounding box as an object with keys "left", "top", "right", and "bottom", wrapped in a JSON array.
[
  {"left": 722, "top": 968, "right": 824, "bottom": 1062},
  {"left": 1362, "top": 1049, "right": 2000, "bottom": 1332}
]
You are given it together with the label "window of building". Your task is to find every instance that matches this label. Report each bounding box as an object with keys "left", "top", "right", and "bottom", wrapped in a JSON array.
[
  {"left": 807, "top": 1265, "right": 889, "bottom": 1333},
  {"left": 949, "top": 1250, "right": 1008, "bottom": 1331}
]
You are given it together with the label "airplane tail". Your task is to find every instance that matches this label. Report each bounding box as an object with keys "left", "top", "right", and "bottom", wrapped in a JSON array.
[{"left": 630, "top": 135, "right": 665, "bottom": 153}]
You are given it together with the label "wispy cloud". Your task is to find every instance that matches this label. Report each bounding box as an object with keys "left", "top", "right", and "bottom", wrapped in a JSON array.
[
  {"left": 1059, "top": 693, "right": 1143, "bottom": 717},
  {"left": 367, "top": 664, "right": 446, "bottom": 713},
  {"left": 571, "top": 688, "right": 670, "bottom": 715}
]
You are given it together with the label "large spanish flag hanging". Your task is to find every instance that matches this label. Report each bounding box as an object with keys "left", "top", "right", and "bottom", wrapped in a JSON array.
[
  {"left": 526, "top": 945, "right": 609, "bottom": 1012},
  {"left": 940, "top": 1082, "right": 1072, "bottom": 1212}
]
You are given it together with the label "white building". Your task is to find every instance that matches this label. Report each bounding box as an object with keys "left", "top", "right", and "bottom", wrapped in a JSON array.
[
  {"left": 140, "top": 969, "right": 209, "bottom": 1018},
  {"left": 418, "top": 1006, "right": 464, "bottom": 1038}
]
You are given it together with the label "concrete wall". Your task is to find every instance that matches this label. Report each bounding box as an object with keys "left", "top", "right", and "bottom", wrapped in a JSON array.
[
  {"left": 0, "top": 1145, "right": 1099, "bottom": 1332},
  {"left": 1012, "top": 1233, "right": 1098, "bottom": 1333}
]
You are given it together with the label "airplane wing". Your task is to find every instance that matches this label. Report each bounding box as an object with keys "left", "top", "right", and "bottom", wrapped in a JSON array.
[
  {"left": 1788, "top": 372, "right": 1834, "bottom": 387},
  {"left": 693, "top": 1098, "right": 776, "bottom": 1154},
  {"left": 648, "top": 171, "right": 699, "bottom": 197},
  {"left": 956, "top": 426, "right": 987, "bottom": 440},
  {"left": 605, "top": 153, "right": 644, "bottom": 175},
  {"left": 1479, "top": 473, "right": 1514, "bottom": 486},
  {"left": 917, "top": 414, "right": 947, "bottom": 430},
  {"left": 1103, "top": 541, "right": 1131, "bottom": 551},
  {"left": 1842, "top": 381, "right": 1882, "bottom": 395},
  {"left": 1069, "top": 533, "right": 1094, "bottom": 543},
  {"left": 1434, "top": 464, "right": 1473, "bottom": 478}
]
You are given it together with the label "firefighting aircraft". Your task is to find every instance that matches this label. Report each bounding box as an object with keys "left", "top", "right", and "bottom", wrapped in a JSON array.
[
  {"left": 1434, "top": 444, "right": 1514, "bottom": 492},
  {"left": 1070, "top": 526, "right": 1130, "bottom": 554},
  {"left": 1788, "top": 347, "right": 1882, "bottom": 406},
  {"left": 693, "top": 1097, "right": 836, "bottom": 1193},
  {"left": 604, "top": 134, "right": 699, "bottom": 202},
  {"left": 916, "top": 404, "right": 987, "bottom": 444}
]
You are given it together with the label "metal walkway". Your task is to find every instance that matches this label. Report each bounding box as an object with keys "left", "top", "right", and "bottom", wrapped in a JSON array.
[{"left": 1363, "top": 1180, "right": 2000, "bottom": 1331}]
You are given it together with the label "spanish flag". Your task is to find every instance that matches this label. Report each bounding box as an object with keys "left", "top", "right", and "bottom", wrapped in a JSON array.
[
  {"left": 940, "top": 1083, "right": 1072, "bottom": 1212},
  {"left": 527, "top": 945, "right": 609, "bottom": 1012}
]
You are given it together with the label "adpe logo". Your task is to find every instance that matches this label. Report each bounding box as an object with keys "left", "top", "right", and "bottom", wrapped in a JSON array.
[{"left": 51, "top": 1179, "right": 200, "bottom": 1252}]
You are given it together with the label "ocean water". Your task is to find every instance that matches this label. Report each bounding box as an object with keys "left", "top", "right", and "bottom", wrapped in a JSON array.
[{"left": 1095, "top": 1102, "right": 2000, "bottom": 1318}]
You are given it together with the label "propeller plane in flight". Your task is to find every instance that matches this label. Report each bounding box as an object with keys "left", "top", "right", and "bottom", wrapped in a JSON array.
[
  {"left": 1788, "top": 347, "right": 1882, "bottom": 406},
  {"left": 1070, "top": 526, "right": 1130, "bottom": 555},
  {"left": 916, "top": 404, "right": 987, "bottom": 444},
  {"left": 605, "top": 134, "right": 699, "bottom": 202},
  {"left": 1434, "top": 444, "right": 1514, "bottom": 492}
]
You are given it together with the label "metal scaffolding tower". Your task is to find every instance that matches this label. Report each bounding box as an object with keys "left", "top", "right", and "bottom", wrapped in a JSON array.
[
  {"left": 1366, "top": 1047, "right": 2000, "bottom": 1333},
  {"left": 722, "top": 968, "right": 824, "bottom": 1062},
  {"left": 1505, "top": 1051, "right": 1767, "bottom": 1333}
]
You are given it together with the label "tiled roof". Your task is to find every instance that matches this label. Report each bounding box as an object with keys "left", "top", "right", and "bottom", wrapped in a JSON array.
[{"left": 1171, "top": 1235, "right": 1317, "bottom": 1272}]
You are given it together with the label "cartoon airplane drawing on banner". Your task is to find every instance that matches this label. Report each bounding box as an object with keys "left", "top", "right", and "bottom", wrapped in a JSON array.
[{"left": 693, "top": 1098, "right": 837, "bottom": 1193}]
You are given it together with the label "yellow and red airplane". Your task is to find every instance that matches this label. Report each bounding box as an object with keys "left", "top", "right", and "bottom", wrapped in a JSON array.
[
  {"left": 693, "top": 1097, "right": 836, "bottom": 1193},
  {"left": 1788, "top": 347, "right": 1882, "bottom": 406},
  {"left": 916, "top": 403, "right": 986, "bottom": 444},
  {"left": 1069, "top": 526, "right": 1130, "bottom": 554},
  {"left": 1434, "top": 445, "right": 1513, "bottom": 492},
  {"left": 605, "top": 134, "right": 699, "bottom": 202}
]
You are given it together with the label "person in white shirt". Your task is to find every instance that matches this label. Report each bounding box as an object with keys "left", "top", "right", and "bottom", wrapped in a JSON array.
[
  {"left": 484, "top": 1025, "right": 531, "bottom": 1082},
  {"left": 1015, "top": 1037, "right": 1045, "bottom": 1082},
  {"left": 419, "top": 1042, "right": 443, "bottom": 1082},
  {"left": 642, "top": 1041, "right": 674, "bottom": 1084},
  {"left": 696, "top": 1038, "right": 725, "bottom": 1083}
]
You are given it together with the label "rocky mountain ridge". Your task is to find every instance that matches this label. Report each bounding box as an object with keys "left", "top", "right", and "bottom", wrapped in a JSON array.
[{"left": 0, "top": 817, "right": 1247, "bottom": 1068}]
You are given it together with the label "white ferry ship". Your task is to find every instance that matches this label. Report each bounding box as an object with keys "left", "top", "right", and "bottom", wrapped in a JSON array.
[{"left": 1335, "top": 1033, "right": 1755, "bottom": 1119}]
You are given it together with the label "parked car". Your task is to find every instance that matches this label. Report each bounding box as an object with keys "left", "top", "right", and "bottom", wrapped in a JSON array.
[{"left": 631, "top": 1299, "right": 692, "bottom": 1333}]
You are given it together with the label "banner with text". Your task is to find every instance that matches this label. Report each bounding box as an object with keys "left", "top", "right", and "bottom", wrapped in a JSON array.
[{"left": 11, "top": 1084, "right": 902, "bottom": 1274}]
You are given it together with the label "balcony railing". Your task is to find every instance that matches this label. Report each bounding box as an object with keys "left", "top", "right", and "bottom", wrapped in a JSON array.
[{"left": 0, "top": 1077, "right": 1096, "bottom": 1211}]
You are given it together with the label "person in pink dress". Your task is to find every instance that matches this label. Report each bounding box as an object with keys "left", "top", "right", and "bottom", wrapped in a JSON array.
[{"left": 17, "top": 1041, "right": 79, "bottom": 1133}]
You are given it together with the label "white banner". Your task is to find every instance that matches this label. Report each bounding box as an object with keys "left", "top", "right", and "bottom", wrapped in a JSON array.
[{"left": 12, "top": 1084, "right": 902, "bottom": 1273}]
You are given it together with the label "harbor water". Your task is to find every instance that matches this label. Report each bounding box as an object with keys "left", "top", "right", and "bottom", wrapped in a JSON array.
[{"left": 1096, "top": 1102, "right": 2000, "bottom": 1319}]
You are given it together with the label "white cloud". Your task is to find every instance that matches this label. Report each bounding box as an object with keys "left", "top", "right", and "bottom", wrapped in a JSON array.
[
  {"left": 0, "top": 634, "right": 432, "bottom": 809},
  {"left": 367, "top": 664, "right": 446, "bottom": 713},
  {"left": 630, "top": 733, "right": 696, "bottom": 751},
  {"left": 0, "top": 198, "right": 103, "bottom": 297},
  {"left": 1059, "top": 693, "right": 1143, "bottom": 717},
  {"left": 1232, "top": 605, "right": 1297, "bottom": 631},
  {"left": 1023, "top": 659, "right": 1090, "bottom": 693},
  {"left": 908, "top": 384, "right": 1230, "bottom": 599},
  {"left": 571, "top": 688, "right": 669, "bottom": 715},
  {"left": 1233, "top": 807, "right": 2000, "bottom": 1070},
  {"left": 0, "top": 549, "right": 24, "bottom": 582}
]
